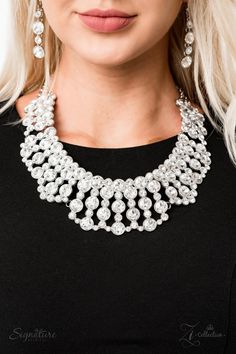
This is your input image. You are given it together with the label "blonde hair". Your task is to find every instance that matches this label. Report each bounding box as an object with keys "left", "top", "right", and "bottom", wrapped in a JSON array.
[{"left": 0, "top": 0, "right": 236, "bottom": 165}]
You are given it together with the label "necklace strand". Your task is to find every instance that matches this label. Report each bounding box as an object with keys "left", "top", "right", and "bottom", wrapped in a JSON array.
[{"left": 19, "top": 84, "right": 212, "bottom": 235}]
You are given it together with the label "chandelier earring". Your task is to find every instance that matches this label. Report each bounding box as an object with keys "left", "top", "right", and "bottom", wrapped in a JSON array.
[
  {"left": 32, "top": 0, "right": 45, "bottom": 59},
  {"left": 181, "top": 6, "right": 195, "bottom": 69}
]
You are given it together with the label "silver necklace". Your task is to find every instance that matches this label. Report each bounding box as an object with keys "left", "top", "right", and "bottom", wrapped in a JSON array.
[{"left": 20, "top": 84, "right": 212, "bottom": 236}]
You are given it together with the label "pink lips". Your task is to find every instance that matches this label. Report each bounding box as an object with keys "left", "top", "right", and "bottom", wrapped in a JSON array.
[{"left": 77, "top": 8, "right": 137, "bottom": 32}]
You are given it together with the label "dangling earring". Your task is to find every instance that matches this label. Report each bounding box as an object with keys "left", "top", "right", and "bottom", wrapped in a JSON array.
[
  {"left": 32, "top": 0, "right": 45, "bottom": 59},
  {"left": 181, "top": 6, "right": 194, "bottom": 69}
]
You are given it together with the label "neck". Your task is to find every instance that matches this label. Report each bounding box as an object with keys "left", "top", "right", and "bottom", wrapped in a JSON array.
[{"left": 50, "top": 35, "right": 181, "bottom": 148}]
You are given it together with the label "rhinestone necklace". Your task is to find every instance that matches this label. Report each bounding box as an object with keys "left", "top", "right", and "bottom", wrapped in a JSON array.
[{"left": 20, "top": 84, "right": 212, "bottom": 236}]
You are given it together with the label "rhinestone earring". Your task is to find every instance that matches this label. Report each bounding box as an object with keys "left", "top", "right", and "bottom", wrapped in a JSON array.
[
  {"left": 181, "top": 6, "right": 194, "bottom": 69},
  {"left": 32, "top": 0, "right": 45, "bottom": 59}
]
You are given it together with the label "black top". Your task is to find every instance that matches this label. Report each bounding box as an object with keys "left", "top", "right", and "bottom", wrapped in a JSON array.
[{"left": 0, "top": 100, "right": 236, "bottom": 354}]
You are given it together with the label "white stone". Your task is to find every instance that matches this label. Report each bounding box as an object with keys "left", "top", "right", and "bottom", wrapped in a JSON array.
[
  {"left": 80, "top": 217, "right": 94, "bottom": 231},
  {"left": 33, "top": 46, "right": 44, "bottom": 59},
  {"left": 97, "top": 207, "right": 111, "bottom": 221},
  {"left": 154, "top": 200, "right": 168, "bottom": 214},
  {"left": 44, "top": 168, "right": 57, "bottom": 181},
  {"left": 165, "top": 186, "right": 178, "bottom": 198},
  {"left": 138, "top": 197, "right": 152, "bottom": 210},
  {"left": 33, "top": 21, "right": 44, "bottom": 35},
  {"left": 45, "top": 182, "right": 58, "bottom": 195},
  {"left": 126, "top": 208, "right": 140, "bottom": 221},
  {"left": 31, "top": 167, "right": 43, "bottom": 179},
  {"left": 124, "top": 186, "right": 137, "bottom": 200},
  {"left": 59, "top": 184, "right": 73, "bottom": 197},
  {"left": 100, "top": 186, "right": 114, "bottom": 199},
  {"left": 181, "top": 56, "right": 192, "bottom": 68},
  {"left": 77, "top": 179, "right": 92, "bottom": 193},
  {"left": 111, "top": 222, "right": 125, "bottom": 236},
  {"left": 143, "top": 218, "right": 157, "bottom": 232},
  {"left": 185, "top": 46, "right": 192, "bottom": 55},
  {"left": 185, "top": 32, "right": 194, "bottom": 44},
  {"left": 85, "top": 196, "right": 99, "bottom": 210},
  {"left": 147, "top": 180, "right": 161, "bottom": 193},
  {"left": 112, "top": 200, "right": 126, "bottom": 213},
  {"left": 34, "top": 35, "right": 42, "bottom": 45},
  {"left": 69, "top": 199, "right": 83, "bottom": 213}
]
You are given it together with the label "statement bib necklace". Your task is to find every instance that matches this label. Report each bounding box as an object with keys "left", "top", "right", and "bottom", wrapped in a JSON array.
[{"left": 20, "top": 84, "right": 212, "bottom": 236}]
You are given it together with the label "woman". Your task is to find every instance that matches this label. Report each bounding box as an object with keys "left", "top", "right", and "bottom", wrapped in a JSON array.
[{"left": 0, "top": 0, "right": 236, "bottom": 352}]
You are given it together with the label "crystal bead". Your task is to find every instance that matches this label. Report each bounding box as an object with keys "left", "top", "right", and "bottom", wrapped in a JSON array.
[
  {"left": 33, "top": 46, "right": 45, "bottom": 59},
  {"left": 161, "top": 213, "right": 169, "bottom": 221},
  {"left": 111, "top": 200, "right": 126, "bottom": 213},
  {"left": 165, "top": 186, "right": 178, "bottom": 198},
  {"left": 187, "top": 20, "right": 193, "bottom": 29},
  {"left": 31, "top": 167, "right": 43, "bottom": 179},
  {"left": 77, "top": 179, "right": 92, "bottom": 193},
  {"left": 35, "top": 9, "right": 42, "bottom": 18},
  {"left": 143, "top": 218, "right": 157, "bottom": 232},
  {"left": 68, "top": 212, "right": 76, "bottom": 220},
  {"left": 134, "top": 176, "right": 147, "bottom": 189},
  {"left": 153, "top": 193, "right": 162, "bottom": 201},
  {"left": 138, "top": 197, "right": 152, "bottom": 210},
  {"left": 32, "top": 152, "right": 45, "bottom": 164},
  {"left": 185, "top": 46, "right": 192, "bottom": 55},
  {"left": 39, "top": 138, "right": 51, "bottom": 150},
  {"left": 185, "top": 32, "right": 194, "bottom": 44},
  {"left": 139, "top": 189, "right": 147, "bottom": 197},
  {"left": 33, "top": 21, "right": 44, "bottom": 35},
  {"left": 100, "top": 186, "right": 114, "bottom": 199},
  {"left": 126, "top": 208, "right": 140, "bottom": 221},
  {"left": 92, "top": 175, "right": 103, "bottom": 189},
  {"left": 147, "top": 180, "right": 161, "bottom": 193},
  {"left": 196, "top": 143, "right": 206, "bottom": 153},
  {"left": 51, "top": 142, "right": 63, "bottom": 153},
  {"left": 181, "top": 56, "right": 192, "bottom": 69},
  {"left": 44, "top": 127, "right": 56, "bottom": 137},
  {"left": 154, "top": 200, "right": 168, "bottom": 214},
  {"left": 115, "top": 191, "right": 123, "bottom": 199},
  {"left": 189, "top": 158, "right": 201, "bottom": 170},
  {"left": 97, "top": 207, "right": 111, "bottom": 221},
  {"left": 69, "top": 199, "right": 83, "bottom": 213},
  {"left": 192, "top": 172, "right": 203, "bottom": 184},
  {"left": 85, "top": 210, "right": 94, "bottom": 217},
  {"left": 44, "top": 168, "right": 57, "bottom": 181},
  {"left": 114, "top": 213, "right": 123, "bottom": 222},
  {"left": 111, "top": 222, "right": 125, "bottom": 236},
  {"left": 113, "top": 179, "right": 126, "bottom": 192},
  {"left": 45, "top": 182, "right": 58, "bottom": 195},
  {"left": 127, "top": 199, "right": 136, "bottom": 208},
  {"left": 80, "top": 217, "right": 94, "bottom": 231},
  {"left": 35, "top": 36, "right": 42, "bottom": 45},
  {"left": 180, "top": 173, "right": 191, "bottom": 185},
  {"left": 85, "top": 196, "right": 99, "bottom": 210},
  {"left": 124, "top": 186, "right": 137, "bottom": 199},
  {"left": 144, "top": 210, "right": 152, "bottom": 218},
  {"left": 91, "top": 188, "right": 99, "bottom": 197},
  {"left": 131, "top": 221, "right": 138, "bottom": 229},
  {"left": 179, "top": 186, "right": 190, "bottom": 197},
  {"left": 59, "top": 184, "right": 73, "bottom": 197},
  {"left": 188, "top": 128, "right": 198, "bottom": 139}
]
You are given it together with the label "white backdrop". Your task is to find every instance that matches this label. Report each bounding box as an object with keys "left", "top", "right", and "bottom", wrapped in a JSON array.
[{"left": 0, "top": 0, "right": 10, "bottom": 70}]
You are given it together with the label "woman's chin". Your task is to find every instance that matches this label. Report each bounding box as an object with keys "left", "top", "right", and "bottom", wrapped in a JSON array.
[{"left": 80, "top": 50, "right": 135, "bottom": 68}]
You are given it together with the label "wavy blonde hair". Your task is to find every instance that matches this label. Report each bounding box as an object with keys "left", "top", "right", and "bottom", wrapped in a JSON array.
[{"left": 0, "top": 0, "right": 236, "bottom": 165}]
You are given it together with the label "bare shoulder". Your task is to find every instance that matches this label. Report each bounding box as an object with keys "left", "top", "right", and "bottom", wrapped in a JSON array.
[{"left": 15, "top": 89, "right": 40, "bottom": 120}]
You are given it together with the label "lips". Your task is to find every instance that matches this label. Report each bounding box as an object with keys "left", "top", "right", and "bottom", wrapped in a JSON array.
[
  {"left": 79, "top": 8, "right": 135, "bottom": 18},
  {"left": 77, "top": 8, "right": 137, "bottom": 32}
]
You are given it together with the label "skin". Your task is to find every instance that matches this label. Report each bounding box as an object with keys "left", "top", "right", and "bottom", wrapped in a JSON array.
[{"left": 17, "top": 0, "right": 188, "bottom": 148}]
